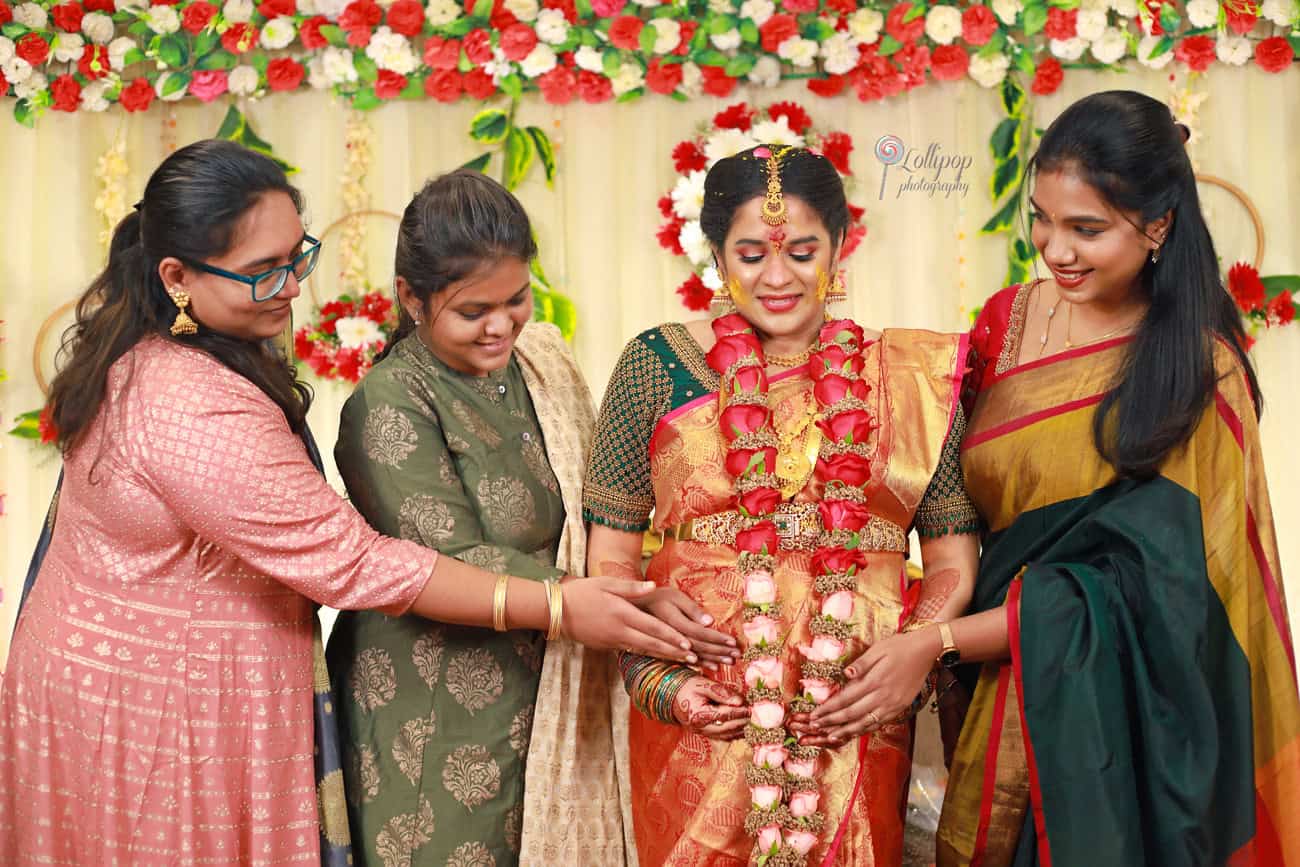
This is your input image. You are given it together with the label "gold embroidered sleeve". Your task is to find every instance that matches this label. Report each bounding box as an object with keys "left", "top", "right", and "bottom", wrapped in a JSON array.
[{"left": 913, "top": 403, "right": 981, "bottom": 538}]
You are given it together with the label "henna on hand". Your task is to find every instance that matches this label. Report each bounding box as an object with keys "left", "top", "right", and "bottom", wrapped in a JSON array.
[{"left": 914, "top": 567, "right": 959, "bottom": 620}]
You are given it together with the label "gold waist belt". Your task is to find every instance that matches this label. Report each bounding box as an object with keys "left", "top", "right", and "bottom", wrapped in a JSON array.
[{"left": 663, "top": 501, "right": 908, "bottom": 554}]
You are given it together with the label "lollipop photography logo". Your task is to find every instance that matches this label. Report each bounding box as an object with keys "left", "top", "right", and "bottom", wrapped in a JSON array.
[{"left": 874, "top": 135, "right": 973, "bottom": 201}]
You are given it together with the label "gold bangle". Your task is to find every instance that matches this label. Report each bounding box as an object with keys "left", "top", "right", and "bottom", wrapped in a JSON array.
[
  {"left": 492, "top": 574, "right": 510, "bottom": 632},
  {"left": 545, "top": 579, "right": 564, "bottom": 641}
]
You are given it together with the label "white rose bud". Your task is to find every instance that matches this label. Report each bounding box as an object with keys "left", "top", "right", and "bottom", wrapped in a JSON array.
[{"left": 228, "top": 64, "right": 261, "bottom": 95}]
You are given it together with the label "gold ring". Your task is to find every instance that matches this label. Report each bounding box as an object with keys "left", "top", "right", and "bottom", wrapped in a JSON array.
[{"left": 866, "top": 710, "right": 881, "bottom": 727}]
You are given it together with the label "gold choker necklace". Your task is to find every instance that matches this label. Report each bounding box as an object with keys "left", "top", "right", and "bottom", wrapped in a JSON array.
[{"left": 766, "top": 347, "right": 815, "bottom": 368}]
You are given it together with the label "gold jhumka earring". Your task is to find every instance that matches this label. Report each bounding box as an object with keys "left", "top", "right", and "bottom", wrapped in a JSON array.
[{"left": 168, "top": 289, "right": 198, "bottom": 336}]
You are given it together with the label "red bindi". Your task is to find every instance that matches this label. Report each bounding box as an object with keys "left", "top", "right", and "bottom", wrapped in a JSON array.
[{"left": 768, "top": 228, "right": 786, "bottom": 252}]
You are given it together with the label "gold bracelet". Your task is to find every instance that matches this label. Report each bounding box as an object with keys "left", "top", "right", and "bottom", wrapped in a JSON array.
[
  {"left": 545, "top": 579, "right": 564, "bottom": 641},
  {"left": 492, "top": 574, "right": 510, "bottom": 632},
  {"left": 901, "top": 618, "right": 938, "bottom": 634}
]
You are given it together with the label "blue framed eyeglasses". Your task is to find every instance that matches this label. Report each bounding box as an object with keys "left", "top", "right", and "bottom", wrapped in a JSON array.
[{"left": 190, "top": 235, "right": 322, "bottom": 302}]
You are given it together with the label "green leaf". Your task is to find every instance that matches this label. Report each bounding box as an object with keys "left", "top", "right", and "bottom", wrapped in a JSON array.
[
  {"left": 1159, "top": 3, "right": 1181, "bottom": 33},
  {"left": 739, "top": 18, "right": 759, "bottom": 44},
  {"left": 802, "top": 18, "right": 835, "bottom": 41},
  {"left": 122, "top": 47, "right": 146, "bottom": 67},
  {"left": 1, "top": 22, "right": 26, "bottom": 39},
  {"left": 13, "top": 98, "right": 35, "bottom": 128},
  {"left": 902, "top": 2, "right": 927, "bottom": 22},
  {"left": 157, "top": 33, "right": 187, "bottom": 67},
  {"left": 502, "top": 125, "right": 535, "bottom": 191},
  {"left": 400, "top": 74, "right": 425, "bottom": 99},
  {"left": 532, "top": 286, "right": 577, "bottom": 339},
  {"left": 500, "top": 73, "right": 523, "bottom": 99},
  {"left": 351, "top": 87, "right": 382, "bottom": 111},
  {"left": 602, "top": 49, "right": 622, "bottom": 77},
  {"left": 578, "top": 29, "right": 598, "bottom": 47},
  {"left": 442, "top": 17, "right": 474, "bottom": 36},
  {"left": 990, "top": 154, "right": 1021, "bottom": 201},
  {"left": 461, "top": 152, "right": 492, "bottom": 172},
  {"left": 196, "top": 50, "right": 237, "bottom": 70},
  {"left": 981, "top": 190, "right": 1022, "bottom": 234},
  {"left": 1289, "top": 35, "right": 1300, "bottom": 55},
  {"left": 1262, "top": 275, "right": 1300, "bottom": 296},
  {"left": 7, "top": 409, "right": 42, "bottom": 440},
  {"left": 526, "top": 125, "right": 556, "bottom": 187},
  {"left": 576, "top": 0, "right": 593, "bottom": 17},
  {"left": 529, "top": 247, "right": 553, "bottom": 288},
  {"left": 1022, "top": 2, "right": 1048, "bottom": 35},
  {"left": 1013, "top": 237, "right": 1038, "bottom": 264},
  {"left": 215, "top": 104, "right": 244, "bottom": 139},
  {"left": 469, "top": 109, "right": 510, "bottom": 145},
  {"left": 354, "top": 54, "right": 378, "bottom": 83},
  {"left": 1000, "top": 76, "right": 1024, "bottom": 117},
  {"left": 877, "top": 34, "right": 903, "bottom": 56},
  {"left": 1006, "top": 255, "right": 1032, "bottom": 286},
  {"left": 615, "top": 87, "right": 643, "bottom": 102},
  {"left": 320, "top": 24, "right": 347, "bottom": 47},
  {"left": 708, "top": 13, "right": 736, "bottom": 34},
  {"left": 977, "top": 30, "right": 1007, "bottom": 59},
  {"left": 471, "top": 0, "right": 494, "bottom": 21},
  {"left": 193, "top": 30, "right": 218, "bottom": 56},
  {"left": 161, "top": 71, "right": 190, "bottom": 97},
  {"left": 696, "top": 49, "right": 728, "bottom": 66},
  {"left": 639, "top": 24, "right": 658, "bottom": 54},
  {"left": 989, "top": 117, "right": 1020, "bottom": 162},
  {"left": 724, "top": 54, "right": 755, "bottom": 76},
  {"left": 1145, "top": 35, "right": 1173, "bottom": 60}
]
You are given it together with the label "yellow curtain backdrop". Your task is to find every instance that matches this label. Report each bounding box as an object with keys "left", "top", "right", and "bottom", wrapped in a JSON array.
[{"left": 2, "top": 67, "right": 1298, "bottom": 667}]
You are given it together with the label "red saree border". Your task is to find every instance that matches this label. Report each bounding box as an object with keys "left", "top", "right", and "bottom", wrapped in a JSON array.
[
  {"left": 648, "top": 366, "right": 807, "bottom": 457},
  {"left": 979, "top": 336, "right": 1132, "bottom": 393},
  {"left": 819, "top": 733, "right": 873, "bottom": 867},
  {"left": 1007, "top": 577, "right": 1053, "bottom": 867},
  {"left": 961, "top": 393, "right": 1105, "bottom": 452},
  {"left": 970, "top": 665, "right": 1012, "bottom": 867}
]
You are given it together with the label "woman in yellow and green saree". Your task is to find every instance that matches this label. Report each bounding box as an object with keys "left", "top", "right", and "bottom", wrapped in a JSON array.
[
  {"left": 583, "top": 145, "right": 982, "bottom": 866},
  {"left": 811, "top": 91, "right": 1300, "bottom": 866}
]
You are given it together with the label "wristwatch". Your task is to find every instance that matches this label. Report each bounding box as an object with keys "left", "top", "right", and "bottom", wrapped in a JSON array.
[{"left": 937, "top": 622, "right": 961, "bottom": 668}]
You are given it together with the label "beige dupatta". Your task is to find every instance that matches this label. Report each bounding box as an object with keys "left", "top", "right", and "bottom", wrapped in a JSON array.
[{"left": 514, "top": 323, "right": 637, "bottom": 866}]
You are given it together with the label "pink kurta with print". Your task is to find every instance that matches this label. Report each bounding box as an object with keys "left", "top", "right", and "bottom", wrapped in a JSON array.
[{"left": 0, "top": 338, "right": 435, "bottom": 865}]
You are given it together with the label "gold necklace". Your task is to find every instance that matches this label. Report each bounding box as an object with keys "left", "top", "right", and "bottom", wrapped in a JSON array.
[
  {"left": 766, "top": 347, "right": 814, "bottom": 368},
  {"left": 774, "top": 395, "right": 822, "bottom": 499},
  {"left": 1063, "top": 303, "right": 1143, "bottom": 348},
  {"left": 1035, "top": 280, "right": 1060, "bottom": 357}
]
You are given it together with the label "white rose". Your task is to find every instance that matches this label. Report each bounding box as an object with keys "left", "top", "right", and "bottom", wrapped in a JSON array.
[
  {"left": 1075, "top": 7, "right": 1107, "bottom": 40},
  {"left": 1185, "top": 0, "right": 1219, "bottom": 28},
  {"left": 678, "top": 60, "right": 702, "bottom": 97},
  {"left": 1088, "top": 27, "right": 1128, "bottom": 64},
  {"left": 81, "top": 80, "right": 111, "bottom": 111},
  {"left": 108, "top": 36, "right": 137, "bottom": 70},
  {"left": 679, "top": 220, "right": 713, "bottom": 267},
  {"left": 821, "top": 31, "right": 858, "bottom": 75},
  {"left": 13, "top": 3, "right": 48, "bottom": 30},
  {"left": 610, "top": 61, "right": 644, "bottom": 96},
  {"left": 704, "top": 127, "right": 757, "bottom": 164},
  {"left": 1216, "top": 34, "right": 1252, "bottom": 65},
  {"left": 1109, "top": 0, "right": 1137, "bottom": 13},
  {"left": 228, "top": 64, "right": 260, "bottom": 95},
  {"left": 14, "top": 70, "right": 47, "bottom": 101},
  {"left": 53, "top": 33, "right": 85, "bottom": 63},
  {"left": 968, "top": 52, "right": 1009, "bottom": 87},
  {"left": 631, "top": 0, "right": 658, "bottom": 7},
  {"left": 747, "top": 54, "right": 781, "bottom": 87},
  {"left": 2, "top": 56, "right": 32, "bottom": 85},
  {"left": 322, "top": 46, "right": 359, "bottom": 83},
  {"left": 116, "top": 0, "right": 147, "bottom": 12},
  {"left": 925, "top": 5, "right": 963, "bottom": 45},
  {"left": 483, "top": 48, "right": 511, "bottom": 83},
  {"left": 144, "top": 5, "right": 180, "bottom": 34},
  {"left": 846, "top": 7, "right": 884, "bottom": 43},
  {"left": 519, "top": 43, "right": 556, "bottom": 77},
  {"left": 297, "top": 0, "right": 319, "bottom": 13},
  {"left": 751, "top": 116, "right": 805, "bottom": 147},
  {"left": 702, "top": 265, "right": 723, "bottom": 290},
  {"left": 574, "top": 44, "right": 604, "bottom": 73},
  {"left": 504, "top": 0, "right": 539, "bottom": 20},
  {"left": 315, "top": 0, "right": 350, "bottom": 18},
  {"left": 335, "top": 317, "right": 385, "bottom": 349},
  {"left": 649, "top": 18, "right": 682, "bottom": 54},
  {"left": 365, "top": 27, "right": 418, "bottom": 74},
  {"left": 708, "top": 0, "right": 733, "bottom": 11},
  {"left": 711, "top": 28, "right": 741, "bottom": 51},
  {"left": 671, "top": 170, "right": 707, "bottom": 220},
  {"left": 0, "top": 36, "right": 13, "bottom": 66},
  {"left": 223, "top": 0, "right": 256, "bottom": 24},
  {"left": 1049, "top": 37, "right": 1087, "bottom": 60},
  {"left": 991, "top": 0, "right": 1022, "bottom": 26},
  {"left": 535, "top": 9, "right": 569, "bottom": 45},
  {"left": 154, "top": 71, "right": 186, "bottom": 101},
  {"left": 425, "top": 0, "right": 462, "bottom": 26},
  {"left": 1136, "top": 33, "right": 1173, "bottom": 68},
  {"left": 739, "top": 0, "right": 775, "bottom": 28},
  {"left": 1078, "top": 0, "right": 1107, "bottom": 13},
  {"left": 307, "top": 55, "right": 329, "bottom": 89},
  {"left": 777, "top": 36, "right": 818, "bottom": 67},
  {"left": 261, "top": 17, "right": 297, "bottom": 50},
  {"left": 82, "top": 13, "right": 115, "bottom": 45},
  {"left": 1261, "top": 0, "right": 1298, "bottom": 26}
]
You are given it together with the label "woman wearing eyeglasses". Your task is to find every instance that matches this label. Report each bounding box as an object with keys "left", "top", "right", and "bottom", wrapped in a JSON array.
[{"left": 0, "top": 140, "right": 702, "bottom": 866}]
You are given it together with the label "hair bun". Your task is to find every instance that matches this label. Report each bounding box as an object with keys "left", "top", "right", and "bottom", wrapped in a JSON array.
[{"left": 1175, "top": 122, "right": 1191, "bottom": 143}]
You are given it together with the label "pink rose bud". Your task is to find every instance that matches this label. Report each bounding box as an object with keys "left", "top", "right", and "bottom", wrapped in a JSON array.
[
  {"left": 742, "top": 615, "right": 780, "bottom": 646},
  {"left": 752, "top": 743, "right": 789, "bottom": 768},
  {"left": 784, "top": 756, "right": 818, "bottom": 778},
  {"left": 799, "top": 636, "right": 846, "bottom": 663},
  {"left": 744, "top": 571, "right": 777, "bottom": 605},
  {"left": 788, "top": 789, "right": 820, "bottom": 817},
  {"left": 799, "top": 677, "right": 834, "bottom": 704},
  {"left": 750, "top": 784, "right": 782, "bottom": 809},
  {"left": 757, "top": 824, "right": 782, "bottom": 853},
  {"left": 820, "top": 590, "right": 855, "bottom": 621},
  {"left": 750, "top": 700, "right": 786, "bottom": 729},
  {"left": 785, "top": 829, "right": 819, "bottom": 855},
  {"left": 745, "top": 657, "right": 784, "bottom": 689}
]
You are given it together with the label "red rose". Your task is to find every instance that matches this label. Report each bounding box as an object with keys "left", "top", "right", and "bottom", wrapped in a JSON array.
[
  {"left": 51, "top": 3, "right": 84, "bottom": 33},
  {"left": 221, "top": 23, "right": 258, "bottom": 54},
  {"left": 83, "top": 0, "right": 113, "bottom": 10},
  {"left": 1228, "top": 262, "right": 1266, "bottom": 313},
  {"left": 188, "top": 68, "right": 228, "bottom": 102},
  {"left": 897, "top": 42, "right": 931, "bottom": 86},
  {"left": 656, "top": 217, "right": 684, "bottom": 254},
  {"left": 1224, "top": 1, "right": 1257, "bottom": 34},
  {"left": 16, "top": 34, "right": 50, "bottom": 68},
  {"left": 766, "top": 101, "right": 812, "bottom": 135},
  {"left": 672, "top": 140, "right": 706, "bottom": 173},
  {"left": 738, "top": 486, "right": 782, "bottom": 518},
  {"left": 385, "top": 0, "right": 424, "bottom": 35},
  {"left": 657, "top": 194, "right": 675, "bottom": 218},
  {"left": 809, "top": 345, "right": 865, "bottom": 379},
  {"left": 886, "top": 3, "right": 925, "bottom": 43},
  {"left": 675, "top": 273, "right": 711, "bottom": 311},
  {"left": 819, "top": 131, "right": 853, "bottom": 175},
  {"left": 463, "top": 28, "right": 493, "bottom": 64},
  {"left": 1031, "top": 57, "right": 1063, "bottom": 96},
  {"left": 266, "top": 57, "right": 305, "bottom": 91},
  {"left": 961, "top": 4, "right": 997, "bottom": 45},
  {"left": 1268, "top": 290, "right": 1296, "bottom": 326},
  {"left": 424, "top": 35, "right": 461, "bottom": 69},
  {"left": 359, "top": 293, "right": 392, "bottom": 323},
  {"left": 706, "top": 333, "right": 762, "bottom": 373},
  {"left": 37, "top": 405, "right": 59, "bottom": 445},
  {"left": 645, "top": 58, "right": 682, "bottom": 95},
  {"left": 463, "top": 67, "right": 496, "bottom": 98},
  {"left": 259, "top": 0, "right": 295, "bottom": 17},
  {"left": 817, "top": 408, "right": 877, "bottom": 445},
  {"left": 807, "top": 74, "right": 847, "bottom": 98},
  {"left": 347, "top": 26, "right": 372, "bottom": 46},
  {"left": 293, "top": 328, "right": 315, "bottom": 362},
  {"left": 0, "top": 2, "right": 12, "bottom": 26},
  {"left": 50, "top": 74, "right": 81, "bottom": 111},
  {"left": 674, "top": 20, "right": 698, "bottom": 55},
  {"left": 374, "top": 69, "right": 407, "bottom": 99},
  {"left": 544, "top": 0, "right": 576, "bottom": 23},
  {"left": 1173, "top": 35, "right": 1215, "bottom": 72},
  {"left": 700, "top": 65, "right": 737, "bottom": 97},
  {"left": 824, "top": 0, "right": 855, "bottom": 14},
  {"left": 713, "top": 102, "right": 752, "bottom": 130},
  {"left": 499, "top": 22, "right": 538, "bottom": 60},
  {"left": 1043, "top": 7, "right": 1076, "bottom": 40},
  {"left": 725, "top": 445, "right": 777, "bottom": 478},
  {"left": 811, "top": 545, "right": 867, "bottom": 575},
  {"left": 815, "top": 453, "right": 872, "bottom": 488},
  {"left": 577, "top": 69, "right": 612, "bottom": 102},
  {"left": 182, "top": 1, "right": 217, "bottom": 33},
  {"left": 340, "top": 0, "right": 383, "bottom": 29},
  {"left": 782, "top": 0, "right": 817, "bottom": 11},
  {"left": 608, "top": 15, "right": 644, "bottom": 51},
  {"left": 1254, "top": 36, "right": 1294, "bottom": 74},
  {"left": 812, "top": 373, "right": 859, "bottom": 407},
  {"left": 818, "top": 319, "right": 866, "bottom": 351},
  {"left": 818, "top": 499, "right": 871, "bottom": 533},
  {"left": 118, "top": 77, "right": 155, "bottom": 112},
  {"left": 78, "top": 44, "right": 110, "bottom": 79},
  {"left": 720, "top": 404, "right": 771, "bottom": 441},
  {"left": 299, "top": 15, "right": 329, "bottom": 48},
  {"left": 0, "top": 70, "right": 9, "bottom": 95},
  {"left": 425, "top": 68, "right": 463, "bottom": 102},
  {"left": 735, "top": 521, "right": 779, "bottom": 554},
  {"left": 930, "top": 45, "right": 969, "bottom": 81},
  {"left": 334, "top": 347, "right": 365, "bottom": 383},
  {"left": 759, "top": 13, "right": 797, "bottom": 52},
  {"left": 711, "top": 311, "right": 753, "bottom": 337},
  {"left": 538, "top": 65, "right": 577, "bottom": 104},
  {"left": 730, "top": 364, "right": 768, "bottom": 395}
]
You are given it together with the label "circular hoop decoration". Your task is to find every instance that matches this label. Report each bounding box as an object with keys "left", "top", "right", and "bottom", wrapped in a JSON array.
[
  {"left": 32, "top": 298, "right": 79, "bottom": 397},
  {"left": 309, "top": 208, "right": 402, "bottom": 307},
  {"left": 1195, "top": 173, "right": 1264, "bottom": 270}
]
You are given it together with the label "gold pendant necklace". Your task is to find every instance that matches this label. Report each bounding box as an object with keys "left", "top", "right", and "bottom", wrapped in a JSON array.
[
  {"left": 1064, "top": 304, "right": 1142, "bottom": 348},
  {"left": 774, "top": 396, "right": 822, "bottom": 499},
  {"left": 766, "top": 347, "right": 814, "bottom": 368}
]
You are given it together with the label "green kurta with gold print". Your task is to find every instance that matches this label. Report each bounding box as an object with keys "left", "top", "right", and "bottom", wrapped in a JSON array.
[{"left": 326, "top": 334, "right": 565, "bottom": 867}]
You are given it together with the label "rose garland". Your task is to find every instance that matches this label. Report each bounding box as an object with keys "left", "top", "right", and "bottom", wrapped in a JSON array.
[{"left": 705, "top": 313, "right": 872, "bottom": 866}]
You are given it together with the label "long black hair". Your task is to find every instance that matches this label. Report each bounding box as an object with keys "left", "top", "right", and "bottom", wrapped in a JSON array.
[
  {"left": 1030, "top": 90, "right": 1260, "bottom": 479},
  {"left": 378, "top": 169, "right": 536, "bottom": 360},
  {"left": 48, "top": 139, "right": 312, "bottom": 452}
]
